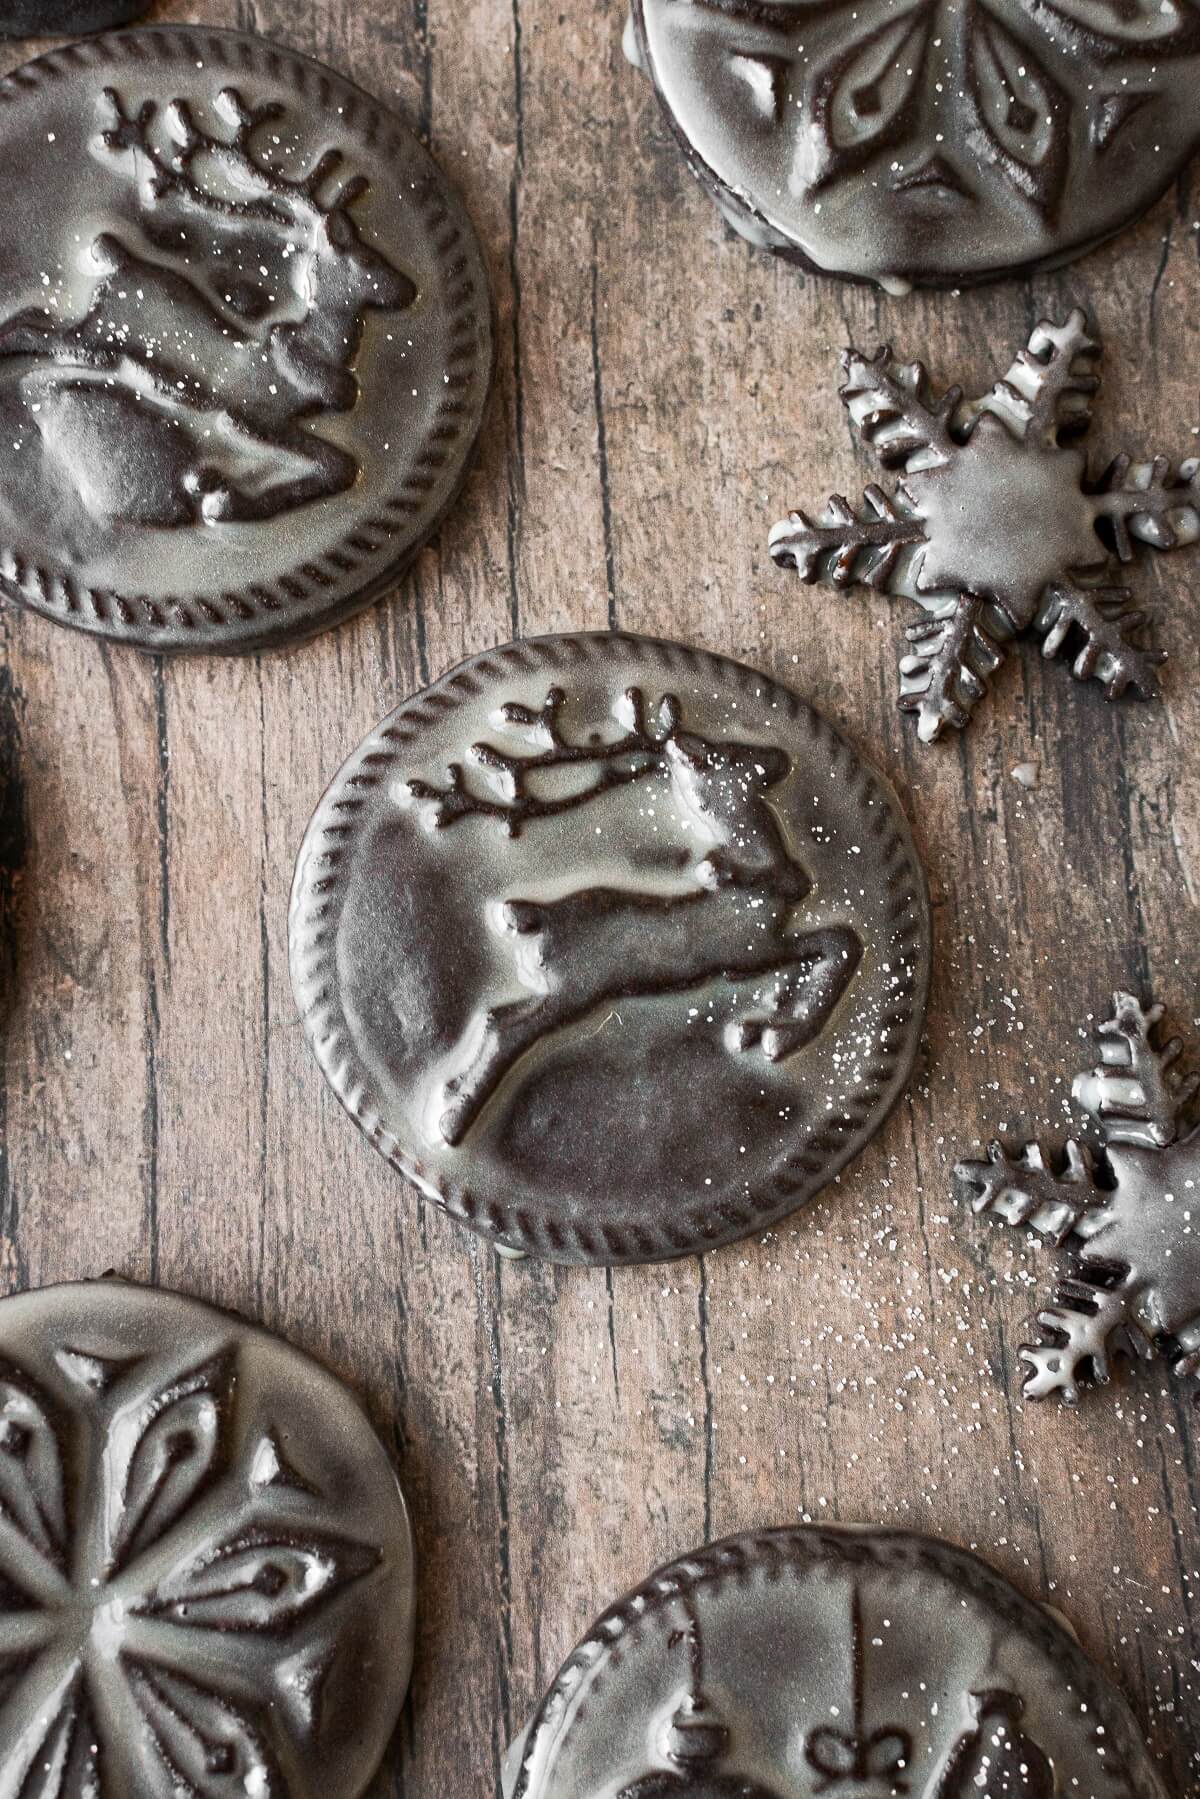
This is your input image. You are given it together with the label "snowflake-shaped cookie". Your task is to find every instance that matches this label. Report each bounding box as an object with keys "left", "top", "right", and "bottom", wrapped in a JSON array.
[
  {"left": 0, "top": 1281, "right": 413, "bottom": 1795},
  {"left": 769, "top": 310, "right": 1199, "bottom": 743},
  {"left": 956, "top": 993, "right": 1200, "bottom": 1405}
]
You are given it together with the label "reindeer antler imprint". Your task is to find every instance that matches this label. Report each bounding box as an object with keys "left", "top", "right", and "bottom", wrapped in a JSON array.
[
  {"left": 406, "top": 688, "right": 684, "bottom": 836},
  {"left": 292, "top": 635, "right": 931, "bottom": 1265},
  {"left": 0, "top": 29, "right": 493, "bottom": 650}
]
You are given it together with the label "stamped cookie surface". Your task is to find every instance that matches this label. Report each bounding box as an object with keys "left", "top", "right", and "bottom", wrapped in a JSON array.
[
  {"left": 0, "top": 26, "right": 492, "bottom": 650},
  {"left": 628, "top": 0, "right": 1200, "bottom": 290},
  {"left": 0, "top": 1278, "right": 415, "bottom": 1794},
  {"left": 504, "top": 1526, "right": 1168, "bottom": 1799},
  {"left": 290, "top": 633, "right": 930, "bottom": 1265}
]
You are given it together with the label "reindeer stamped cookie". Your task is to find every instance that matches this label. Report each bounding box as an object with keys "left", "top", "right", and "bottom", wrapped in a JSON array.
[
  {"left": 503, "top": 1526, "right": 1169, "bottom": 1798},
  {"left": 0, "top": 26, "right": 493, "bottom": 650},
  {"left": 290, "top": 633, "right": 930, "bottom": 1265}
]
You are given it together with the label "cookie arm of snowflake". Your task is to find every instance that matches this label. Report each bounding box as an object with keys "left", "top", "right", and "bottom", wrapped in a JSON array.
[
  {"left": 969, "top": 308, "right": 1099, "bottom": 448},
  {"left": 767, "top": 484, "right": 926, "bottom": 590},
  {"left": 953, "top": 1138, "right": 1103, "bottom": 1243},
  {"left": 1072, "top": 992, "right": 1200, "bottom": 1149},
  {"left": 898, "top": 595, "right": 1007, "bottom": 743},
  {"left": 1034, "top": 582, "right": 1165, "bottom": 700},
  {"left": 837, "top": 345, "right": 963, "bottom": 474},
  {"left": 767, "top": 340, "right": 959, "bottom": 587},
  {"left": 1019, "top": 1278, "right": 1145, "bottom": 1404},
  {"left": 1090, "top": 454, "right": 1200, "bottom": 562}
]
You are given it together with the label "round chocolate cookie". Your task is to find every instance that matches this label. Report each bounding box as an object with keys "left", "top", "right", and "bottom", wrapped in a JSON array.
[
  {"left": 0, "top": 26, "right": 493, "bottom": 650},
  {"left": 290, "top": 633, "right": 930, "bottom": 1265},
  {"left": 504, "top": 1526, "right": 1168, "bottom": 1799},
  {"left": 0, "top": 2, "right": 148, "bottom": 36},
  {"left": 627, "top": 0, "right": 1200, "bottom": 291},
  {"left": 0, "top": 1278, "right": 415, "bottom": 1794}
]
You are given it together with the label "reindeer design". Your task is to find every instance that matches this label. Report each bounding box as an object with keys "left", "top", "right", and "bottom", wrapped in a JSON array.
[
  {"left": 0, "top": 86, "right": 411, "bottom": 526},
  {"left": 406, "top": 688, "right": 862, "bottom": 1148}
]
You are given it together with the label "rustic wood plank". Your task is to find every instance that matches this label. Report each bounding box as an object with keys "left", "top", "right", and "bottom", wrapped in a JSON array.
[{"left": 0, "top": 1, "right": 1197, "bottom": 1793}]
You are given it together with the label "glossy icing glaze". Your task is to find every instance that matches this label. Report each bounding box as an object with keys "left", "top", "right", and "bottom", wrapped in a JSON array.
[{"left": 629, "top": 0, "right": 1200, "bottom": 288}]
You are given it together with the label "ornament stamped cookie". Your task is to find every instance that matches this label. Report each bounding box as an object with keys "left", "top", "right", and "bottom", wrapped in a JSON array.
[{"left": 505, "top": 1527, "right": 1170, "bottom": 1799}]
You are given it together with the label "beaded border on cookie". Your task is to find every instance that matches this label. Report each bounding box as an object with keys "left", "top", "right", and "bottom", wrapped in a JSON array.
[
  {"left": 0, "top": 26, "right": 493, "bottom": 650},
  {"left": 289, "top": 634, "right": 930, "bottom": 1264},
  {"left": 509, "top": 1526, "right": 1165, "bottom": 1799}
]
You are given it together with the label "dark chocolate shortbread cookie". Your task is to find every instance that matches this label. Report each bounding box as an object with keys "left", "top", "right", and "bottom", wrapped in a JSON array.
[
  {"left": 290, "top": 632, "right": 930, "bottom": 1265},
  {"left": 0, "top": 2, "right": 148, "bottom": 35},
  {"left": 0, "top": 1278, "right": 415, "bottom": 1794},
  {"left": 0, "top": 26, "right": 493, "bottom": 650},
  {"left": 959, "top": 991, "right": 1200, "bottom": 1408},
  {"left": 627, "top": 0, "right": 1200, "bottom": 291},
  {"left": 770, "top": 309, "right": 1197, "bottom": 743},
  {"left": 504, "top": 1526, "right": 1168, "bottom": 1798}
]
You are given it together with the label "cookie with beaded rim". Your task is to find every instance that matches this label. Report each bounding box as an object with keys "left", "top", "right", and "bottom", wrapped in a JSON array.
[
  {"left": 504, "top": 1525, "right": 1168, "bottom": 1799},
  {"left": 289, "top": 632, "right": 930, "bottom": 1266},
  {"left": 0, "top": 26, "right": 493, "bottom": 651}
]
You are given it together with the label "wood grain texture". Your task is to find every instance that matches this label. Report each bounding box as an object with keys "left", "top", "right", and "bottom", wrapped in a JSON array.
[{"left": 1, "top": 1, "right": 1198, "bottom": 1793}]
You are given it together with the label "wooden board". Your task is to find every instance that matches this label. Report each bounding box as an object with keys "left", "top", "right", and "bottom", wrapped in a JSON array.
[{"left": 1, "top": 0, "right": 1198, "bottom": 1791}]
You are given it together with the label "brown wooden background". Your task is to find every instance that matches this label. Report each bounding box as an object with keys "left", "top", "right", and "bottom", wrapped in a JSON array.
[{"left": 1, "top": 1, "right": 1198, "bottom": 1792}]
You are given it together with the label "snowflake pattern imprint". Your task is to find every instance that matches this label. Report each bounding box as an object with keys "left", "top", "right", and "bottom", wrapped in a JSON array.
[
  {"left": 0, "top": 1284, "right": 413, "bottom": 1795},
  {"left": 769, "top": 309, "right": 1199, "bottom": 743},
  {"left": 955, "top": 993, "right": 1200, "bottom": 1407},
  {"left": 629, "top": 0, "right": 1200, "bottom": 286}
]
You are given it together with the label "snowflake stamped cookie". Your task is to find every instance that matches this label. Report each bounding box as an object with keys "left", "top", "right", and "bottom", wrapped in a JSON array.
[
  {"left": 626, "top": 0, "right": 1200, "bottom": 290},
  {"left": 0, "top": 1278, "right": 415, "bottom": 1793}
]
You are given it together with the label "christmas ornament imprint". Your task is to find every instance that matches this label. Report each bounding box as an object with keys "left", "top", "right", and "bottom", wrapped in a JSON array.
[
  {"left": 289, "top": 633, "right": 930, "bottom": 1266},
  {"left": 626, "top": 0, "right": 1200, "bottom": 291},
  {"left": 0, "top": 26, "right": 493, "bottom": 651},
  {"left": 0, "top": 1, "right": 148, "bottom": 33},
  {"left": 0, "top": 1278, "right": 415, "bottom": 1794},
  {"left": 770, "top": 309, "right": 1197, "bottom": 743},
  {"left": 957, "top": 991, "right": 1200, "bottom": 1407},
  {"left": 503, "top": 1525, "right": 1167, "bottom": 1798}
]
